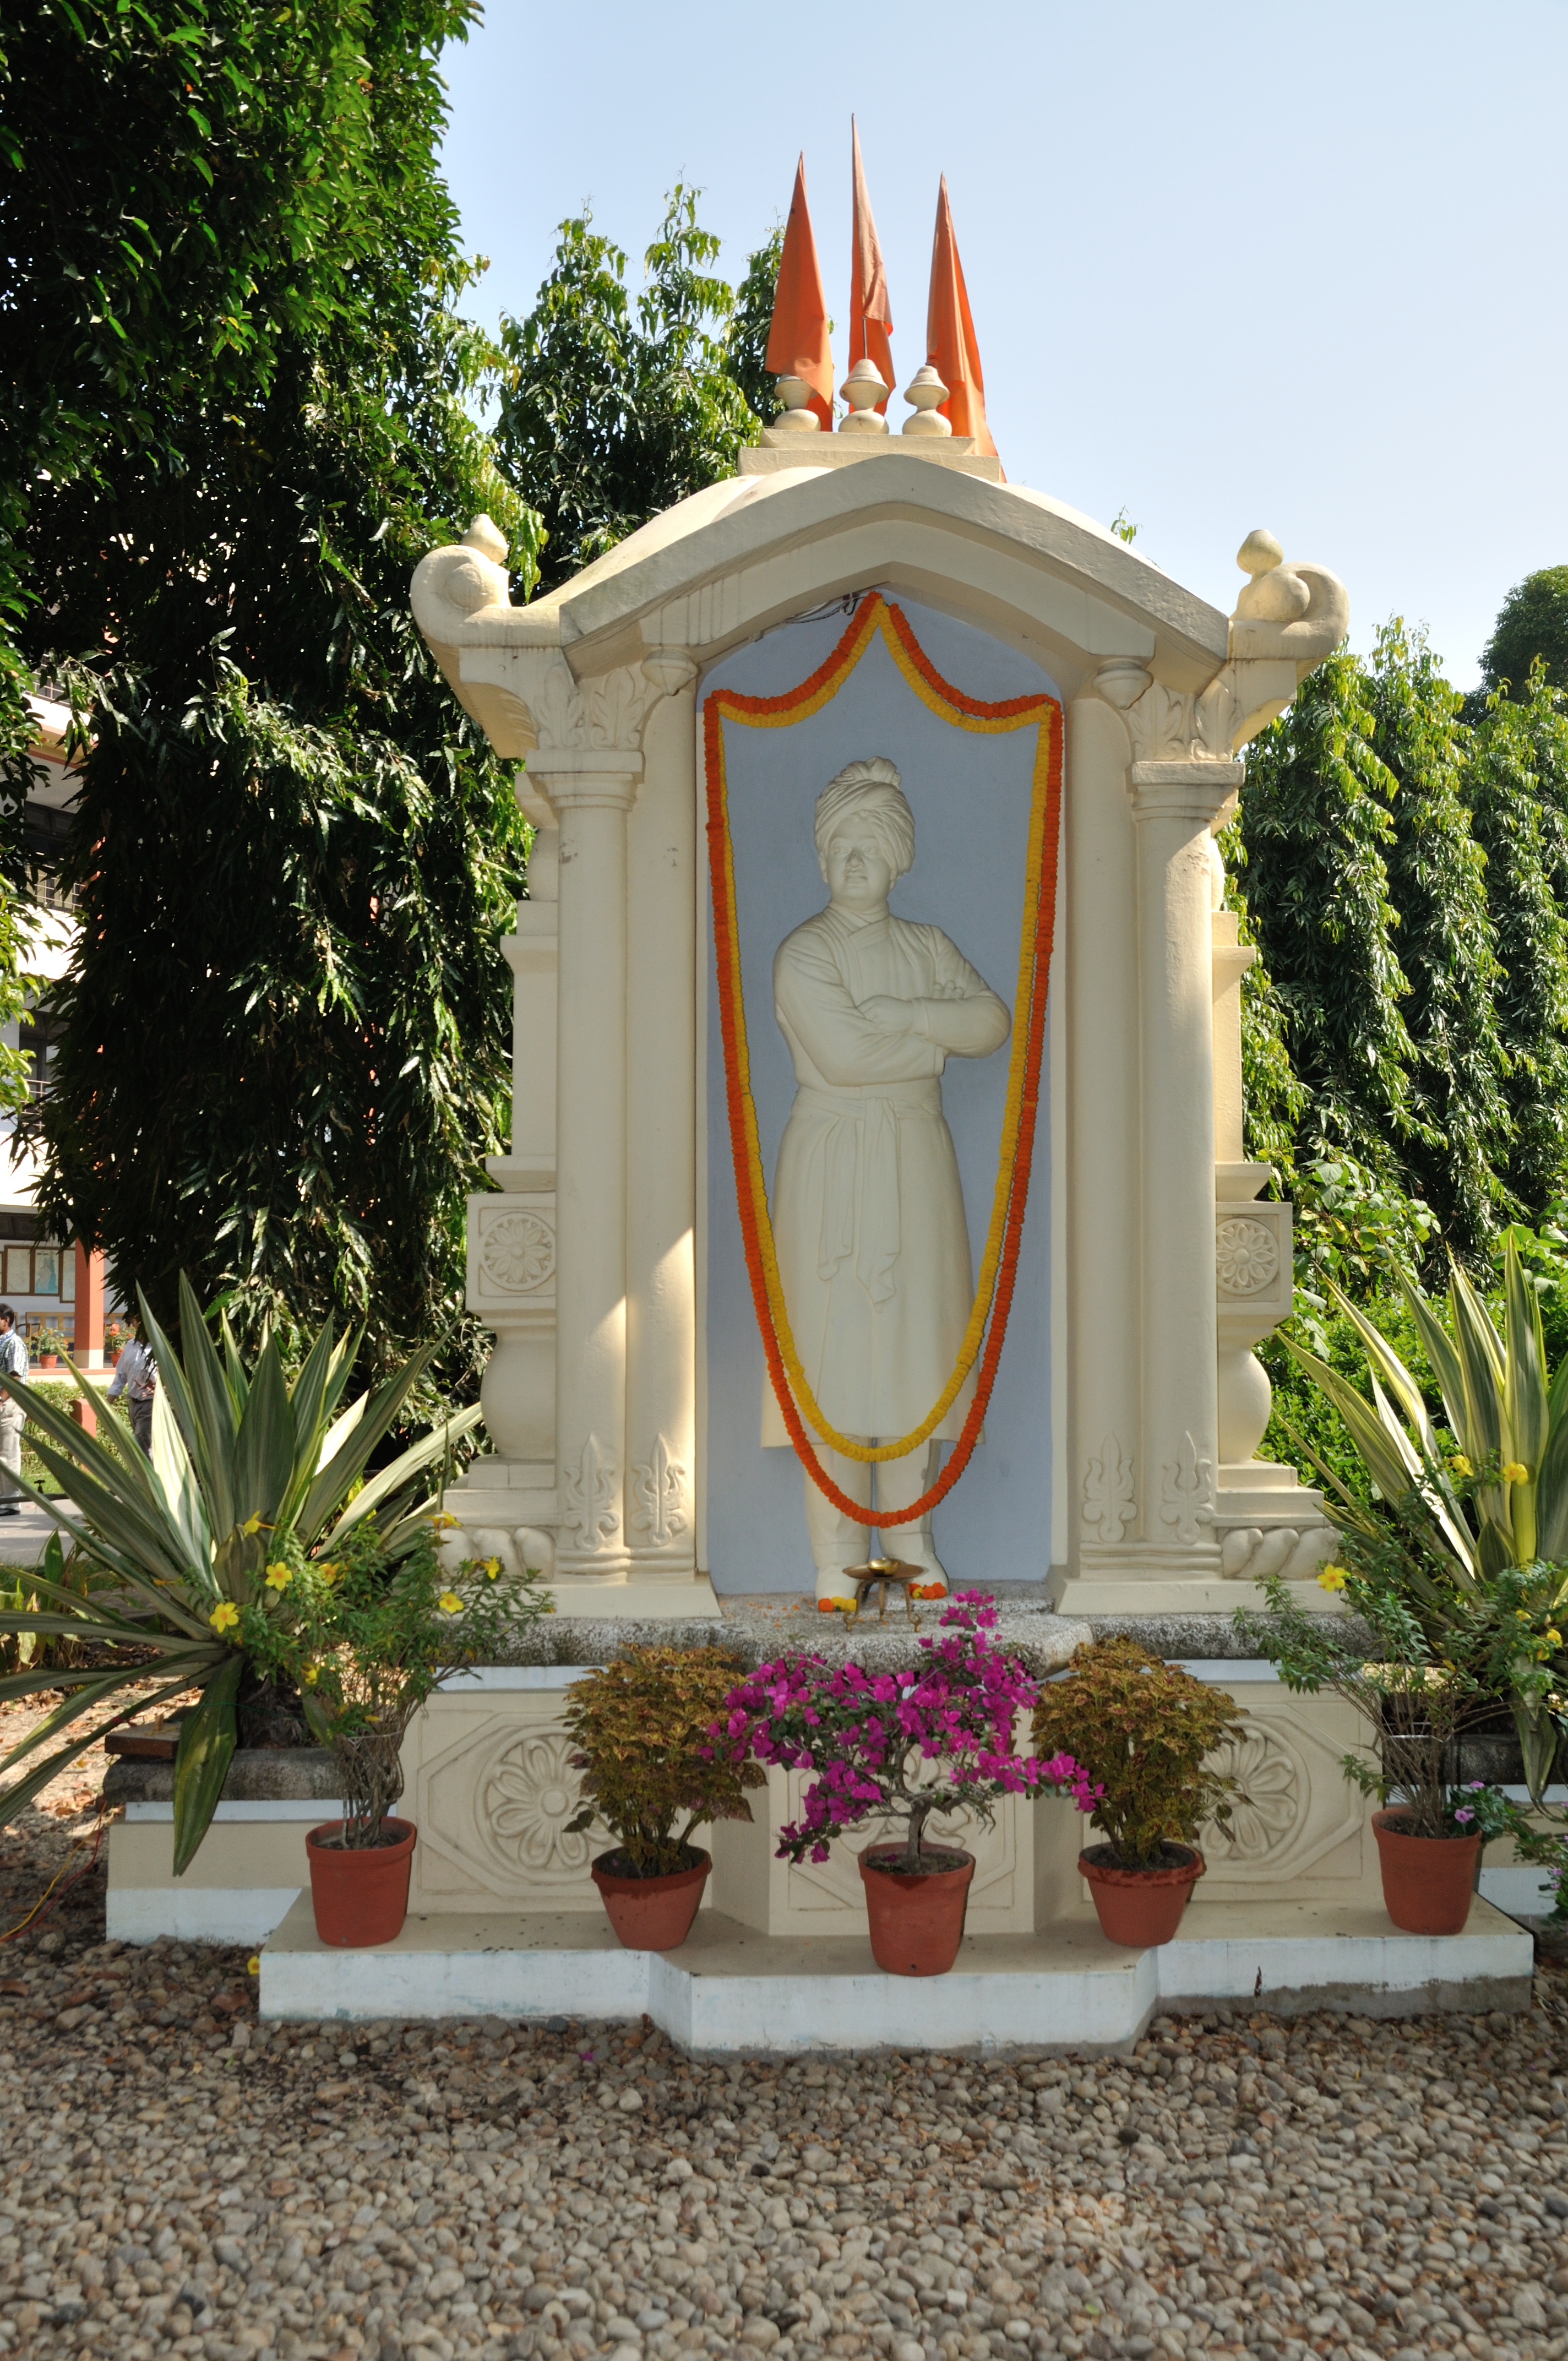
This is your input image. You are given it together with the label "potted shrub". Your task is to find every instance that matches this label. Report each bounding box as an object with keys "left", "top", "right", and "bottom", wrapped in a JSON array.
[
  {"left": 0, "top": 1272, "right": 484, "bottom": 1873},
  {"left": 718, "top": 1595, "right": 1097, "bottom": 1976},
  {"left": 1238, "top": 1568, "right": 1516, "bottom": 1934},
  {"left": 34, "top": 1324, "right": 68, "bottom": 1370},
  {"left": 562, "top": 1647, "right": 765, "bottom": 1951},
  {"left": 244, "top": 1522, "right": 549, "bottom": 1946},
  {"left": 1032, "top": 1637, "right": 1247, "bottom": 1946}
]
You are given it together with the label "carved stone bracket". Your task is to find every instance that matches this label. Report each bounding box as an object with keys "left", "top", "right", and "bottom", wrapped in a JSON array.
[{"left": 1095, "top": 529, "right": 1349, "bottom": 764}]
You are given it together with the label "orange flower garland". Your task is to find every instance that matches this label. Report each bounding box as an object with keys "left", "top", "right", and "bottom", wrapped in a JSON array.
[{"left": 706, "top": 593, "right": 1061, "bottom": 1527}]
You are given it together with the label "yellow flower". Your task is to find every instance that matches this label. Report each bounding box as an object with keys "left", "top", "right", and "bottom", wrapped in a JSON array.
[
  {"left": 482, "top": 1557, "right": 501, "bottom": 1581},
  {"left": 247, "top": 1956, "right": 260, "bottom": 1978},
  {"left": 1449, "top": 1455, "right": 1472, "bottom": 1478},
  {"left": 1517, "top": 1608, "right": 1532, "bottom": 1622},
  {"left": 315, "top": 1561, "right": 340, "bottom": 1586},
  {"left": 1549, "top": 1630, "right": 1564, "bottom": 1651},
  {"left": 429, "top": 1513, "right": 459, "bottom": 1531},
  {"left": 209, "top": 1601, "right": 240, "bottom": 1634},
  {"left": 264, "top": 1562, "right": 292, "bottom": 1592},
  {"left": 437, "top": 1591, "right": 464, "bottom": 1615},
  {"left": 303, "top": 1666, "right": 319, "bottom": 1687},
  {"left": 240, "top": 1514, "right": 268, "bottom": 1537},
  {"left": 1317, "top": 1564, "right": 1349, "bottom": 1592},
  {"left": 1503, "top": 1461, "right": 1530, "bottom": 1484}
]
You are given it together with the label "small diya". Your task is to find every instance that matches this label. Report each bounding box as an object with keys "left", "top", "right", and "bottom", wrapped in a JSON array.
[{"left": 841, "top": 1558, "right": 927, "bottom": 1623}]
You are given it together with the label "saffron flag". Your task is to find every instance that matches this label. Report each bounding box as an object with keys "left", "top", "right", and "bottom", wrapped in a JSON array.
[
  {"left": 850, "top": 117, "right": 894, "bottom": 413},
  {"left": 925, "top": 176, "right": 999, "bottom": 462},
  {"left": 765, "top": 155, "right": 834, "bottom": 431}
]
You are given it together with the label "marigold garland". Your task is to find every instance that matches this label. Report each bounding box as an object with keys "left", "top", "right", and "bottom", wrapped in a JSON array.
[{"left": 706, "top": 593, "right": 1061, "bottom": 1527}]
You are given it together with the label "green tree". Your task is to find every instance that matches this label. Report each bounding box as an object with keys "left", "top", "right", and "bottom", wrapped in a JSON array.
[
  {"left": 496, "top": 189, "right": 774, "bottom": 595},
  {"left": 1364, "top": 621, "right": 1509, "bottom": 1261},
  {"left": 1481, "top": 567, "right": 1568, "bottom": 699},
  {"left": 8, "top": 0, "right": 542, "bottom": 1385},
  {"left": 726, "top": 227, "right": 785, "bottom": 426},
  {"left": 1235, "top": 648, "right": 1420, "bottom": 1176},
  {"left": 1466, "top": 670, "right": 1568, "bottom": 1218}
]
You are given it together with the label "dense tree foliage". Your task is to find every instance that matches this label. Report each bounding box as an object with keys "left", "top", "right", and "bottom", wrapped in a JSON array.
[
  {"left": 494, "top": 193, "right": 777, "bottom": 596},
  {"left": 1232, "top": 649, "right": 1419, "bottom": 1177},
  {"left": 1482, "top": 567, "right": 1568, "bottom": 699},
  {"left": 1236, "top": 622, "right": 1568, "bottom": 1271},
  {"left": 4, "top": 0, "right": 538, "bottom": 1389},
  {"left": 4, "top": 10, "right": 785, "bottom": 1388},
  {"left": 1364, "top": 621, "right": 1507, "bottom": 1261}
]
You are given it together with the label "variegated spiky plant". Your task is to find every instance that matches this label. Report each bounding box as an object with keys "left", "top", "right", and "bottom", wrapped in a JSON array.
[
  {"left": 0, "top": 1276, "right": 480, "bottom": 1872},
  {"left": 1285, "top": 1235, "right": 1568, "bottom": 1797}
]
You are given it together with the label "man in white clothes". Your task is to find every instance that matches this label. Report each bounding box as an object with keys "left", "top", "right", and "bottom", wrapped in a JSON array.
[
  {"left": 0, "top": 1305, "right": 29, "bottom": 1517},
  {"left": 107, "top": 1320, "right": 157, "bottom": 1454},
  {"left": 765, "top": 757, "right": 1010, "bottom": 1605}
]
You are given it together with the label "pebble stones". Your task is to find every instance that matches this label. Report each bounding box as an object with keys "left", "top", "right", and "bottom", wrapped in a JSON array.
[{"left": 3, "top": 1948, "right": 1568, "bottom": 2361}]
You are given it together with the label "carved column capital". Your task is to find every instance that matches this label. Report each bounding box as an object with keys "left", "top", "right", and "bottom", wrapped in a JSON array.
[{"left": 1128, "top": 760, "right": 1244, "bottom": 825}]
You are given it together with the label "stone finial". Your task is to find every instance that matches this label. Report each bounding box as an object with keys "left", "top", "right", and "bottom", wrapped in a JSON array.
[
  {"left": 463, "top": 514, "right": 509, "bottom": 565},
  {"left": 1235, "top": 528, "right": 1284, "bottom": 580},
  {"left": 773, "top": 375, "right": 823, "bottom": 433},
  {"left": 901, "top": 365, "right": 952, "bottom": 438},
  {"left": 839, "top": 358, "right": 890, "bottom": 435},
  {"left": 1233, "top": 527, "right": 1312, "bottom": 625}
]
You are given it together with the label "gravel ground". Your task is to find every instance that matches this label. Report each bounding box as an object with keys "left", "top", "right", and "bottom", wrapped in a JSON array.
[{"left": 6, "top": 1702, "right": 1568, "bottom": 2361}]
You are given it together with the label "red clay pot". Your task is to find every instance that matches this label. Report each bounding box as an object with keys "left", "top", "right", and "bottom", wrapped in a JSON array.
[
  {"left": 306, "top": 1818, "right": 416, "bottom": 1948},
  {"left": 1371, "top": 1810, "right": 1480, "bottom": 1935},
  {"left": 858, "top": 1844, "right": 976, "bottom": 1976},
  {"left": 40, "top": 1355, "right": 57, "bottom": 1370},
  {"left": 1080, "top": 1844, "right": 1204, "bottom": 1946},
  {"left": 591, "top": 1848, "right": 710, "bottom": 1951}
]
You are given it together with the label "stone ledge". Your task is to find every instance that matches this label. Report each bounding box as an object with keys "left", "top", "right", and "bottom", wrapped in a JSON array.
[{"left": 104, "top": 1747, "right": 339, "bottom": 1807}]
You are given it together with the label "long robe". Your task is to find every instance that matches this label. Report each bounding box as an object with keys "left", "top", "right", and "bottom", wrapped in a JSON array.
[{"left": 762, "top": 902, "right": 1009, "bottom": 1444}]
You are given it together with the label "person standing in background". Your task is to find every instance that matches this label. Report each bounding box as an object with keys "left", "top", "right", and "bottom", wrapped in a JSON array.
[
  {"left": 0, "top": 1306, "right": 29, "bottom": 1516},
  {"left": 107, "top": 1318, "right": 157, "bottom": 1454}
]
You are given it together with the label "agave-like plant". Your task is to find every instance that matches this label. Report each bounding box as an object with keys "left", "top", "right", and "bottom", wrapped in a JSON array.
[
  {"left": 1284, "top": 1234, "right": 1568, "bottom": 1794},
  {"left": 0, "top": 1275, "right": 480, "bottom": 1872}
]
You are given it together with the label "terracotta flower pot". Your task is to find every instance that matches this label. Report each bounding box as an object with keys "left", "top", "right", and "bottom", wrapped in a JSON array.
[
  {"left": 858, "top": 1843, "right": 976, "bottom": 1976},
  {"left": 1371, "top": 1810, "right": 1480, "bottom": 1935},
  {"left": 306, "top": 1818, "right": 416, "bottom": 1947},
  {"left": 591, "top": 1848, "right": 710, "bottom": 1951},
  {"left": 1080, "top": 1844, "right": 1204, "bottom": 1946},
  {"left": 40, "top": 1355, "right": 57, "bottom": 1370}
]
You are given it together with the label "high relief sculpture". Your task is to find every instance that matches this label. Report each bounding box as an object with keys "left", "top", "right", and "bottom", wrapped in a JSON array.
[{"left": 764, "top": 758, "right": 1011, "bottom": 1601}]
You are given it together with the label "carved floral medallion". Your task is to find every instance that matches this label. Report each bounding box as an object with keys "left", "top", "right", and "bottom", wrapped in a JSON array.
[{"left": 1215, "top": 1217, "right": 1280, "bottom": 1296}]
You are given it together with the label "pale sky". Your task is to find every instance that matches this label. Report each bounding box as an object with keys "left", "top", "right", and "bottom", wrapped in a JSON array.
[{"left": 439, "top": 0, "right": 1568, "bottom": 689}]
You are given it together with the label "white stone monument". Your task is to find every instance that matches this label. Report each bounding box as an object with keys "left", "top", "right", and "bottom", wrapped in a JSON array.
[{"left": 412, "top": 439, "right": 1349, "bottom": 1617}]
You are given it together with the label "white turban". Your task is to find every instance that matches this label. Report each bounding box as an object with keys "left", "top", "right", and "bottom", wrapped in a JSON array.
[{"left": 813, "top": 758, "right": 916, "bottom": 883}]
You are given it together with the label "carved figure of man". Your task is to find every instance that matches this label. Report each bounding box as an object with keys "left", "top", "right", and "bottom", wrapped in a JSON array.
[{"left": 765, "top": 757, "right": 1010, "bottom": 1604}]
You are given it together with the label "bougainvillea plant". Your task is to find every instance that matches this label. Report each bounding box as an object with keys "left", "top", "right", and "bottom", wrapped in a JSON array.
[{"left": 713, "top": 1593, "right": 1101, "bottom": 1872}]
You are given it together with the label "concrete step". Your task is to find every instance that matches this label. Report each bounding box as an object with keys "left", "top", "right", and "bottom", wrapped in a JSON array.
[{"left": 259, "top": 1894, "right": 1534, "bottom": 2054}]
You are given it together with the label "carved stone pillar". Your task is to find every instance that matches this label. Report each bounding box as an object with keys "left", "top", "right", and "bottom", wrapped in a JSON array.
[
  {"left": 624, "top": 657, "right": 699, "bottom": 1577},
  {"left": 1065, "top": 693, "right": 1143, "bottom": 1580},
  {"left": 1130, "top": 759, "right": 1241, "bottom": 1576},
  {"left": 533, "top": 752, "right": 641, "bottom": 1579}
]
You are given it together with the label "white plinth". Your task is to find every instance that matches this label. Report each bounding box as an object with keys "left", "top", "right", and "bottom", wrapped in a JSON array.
[
  {"left": 544, "top": 1575, "right": 721, "bottom": 1618},
  {"left": 259, "top": 1895, "right": 1532, "bottom": 2054}
]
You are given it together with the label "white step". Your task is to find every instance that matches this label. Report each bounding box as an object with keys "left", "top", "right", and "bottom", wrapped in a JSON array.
[{"left": 258, "top": 1894, "right": 1534, "bottom": 2054}]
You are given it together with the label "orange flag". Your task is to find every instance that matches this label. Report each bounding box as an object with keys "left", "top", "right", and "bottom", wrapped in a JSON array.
[
  {"left": 765, "top": 155, "right": 834, "bottom": 431},
  {"left": 850, "top": 117, "right": 894, "bottom": 414},
  {"left": 925, "top": 176, "right": 999, "bottom": 461}
]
